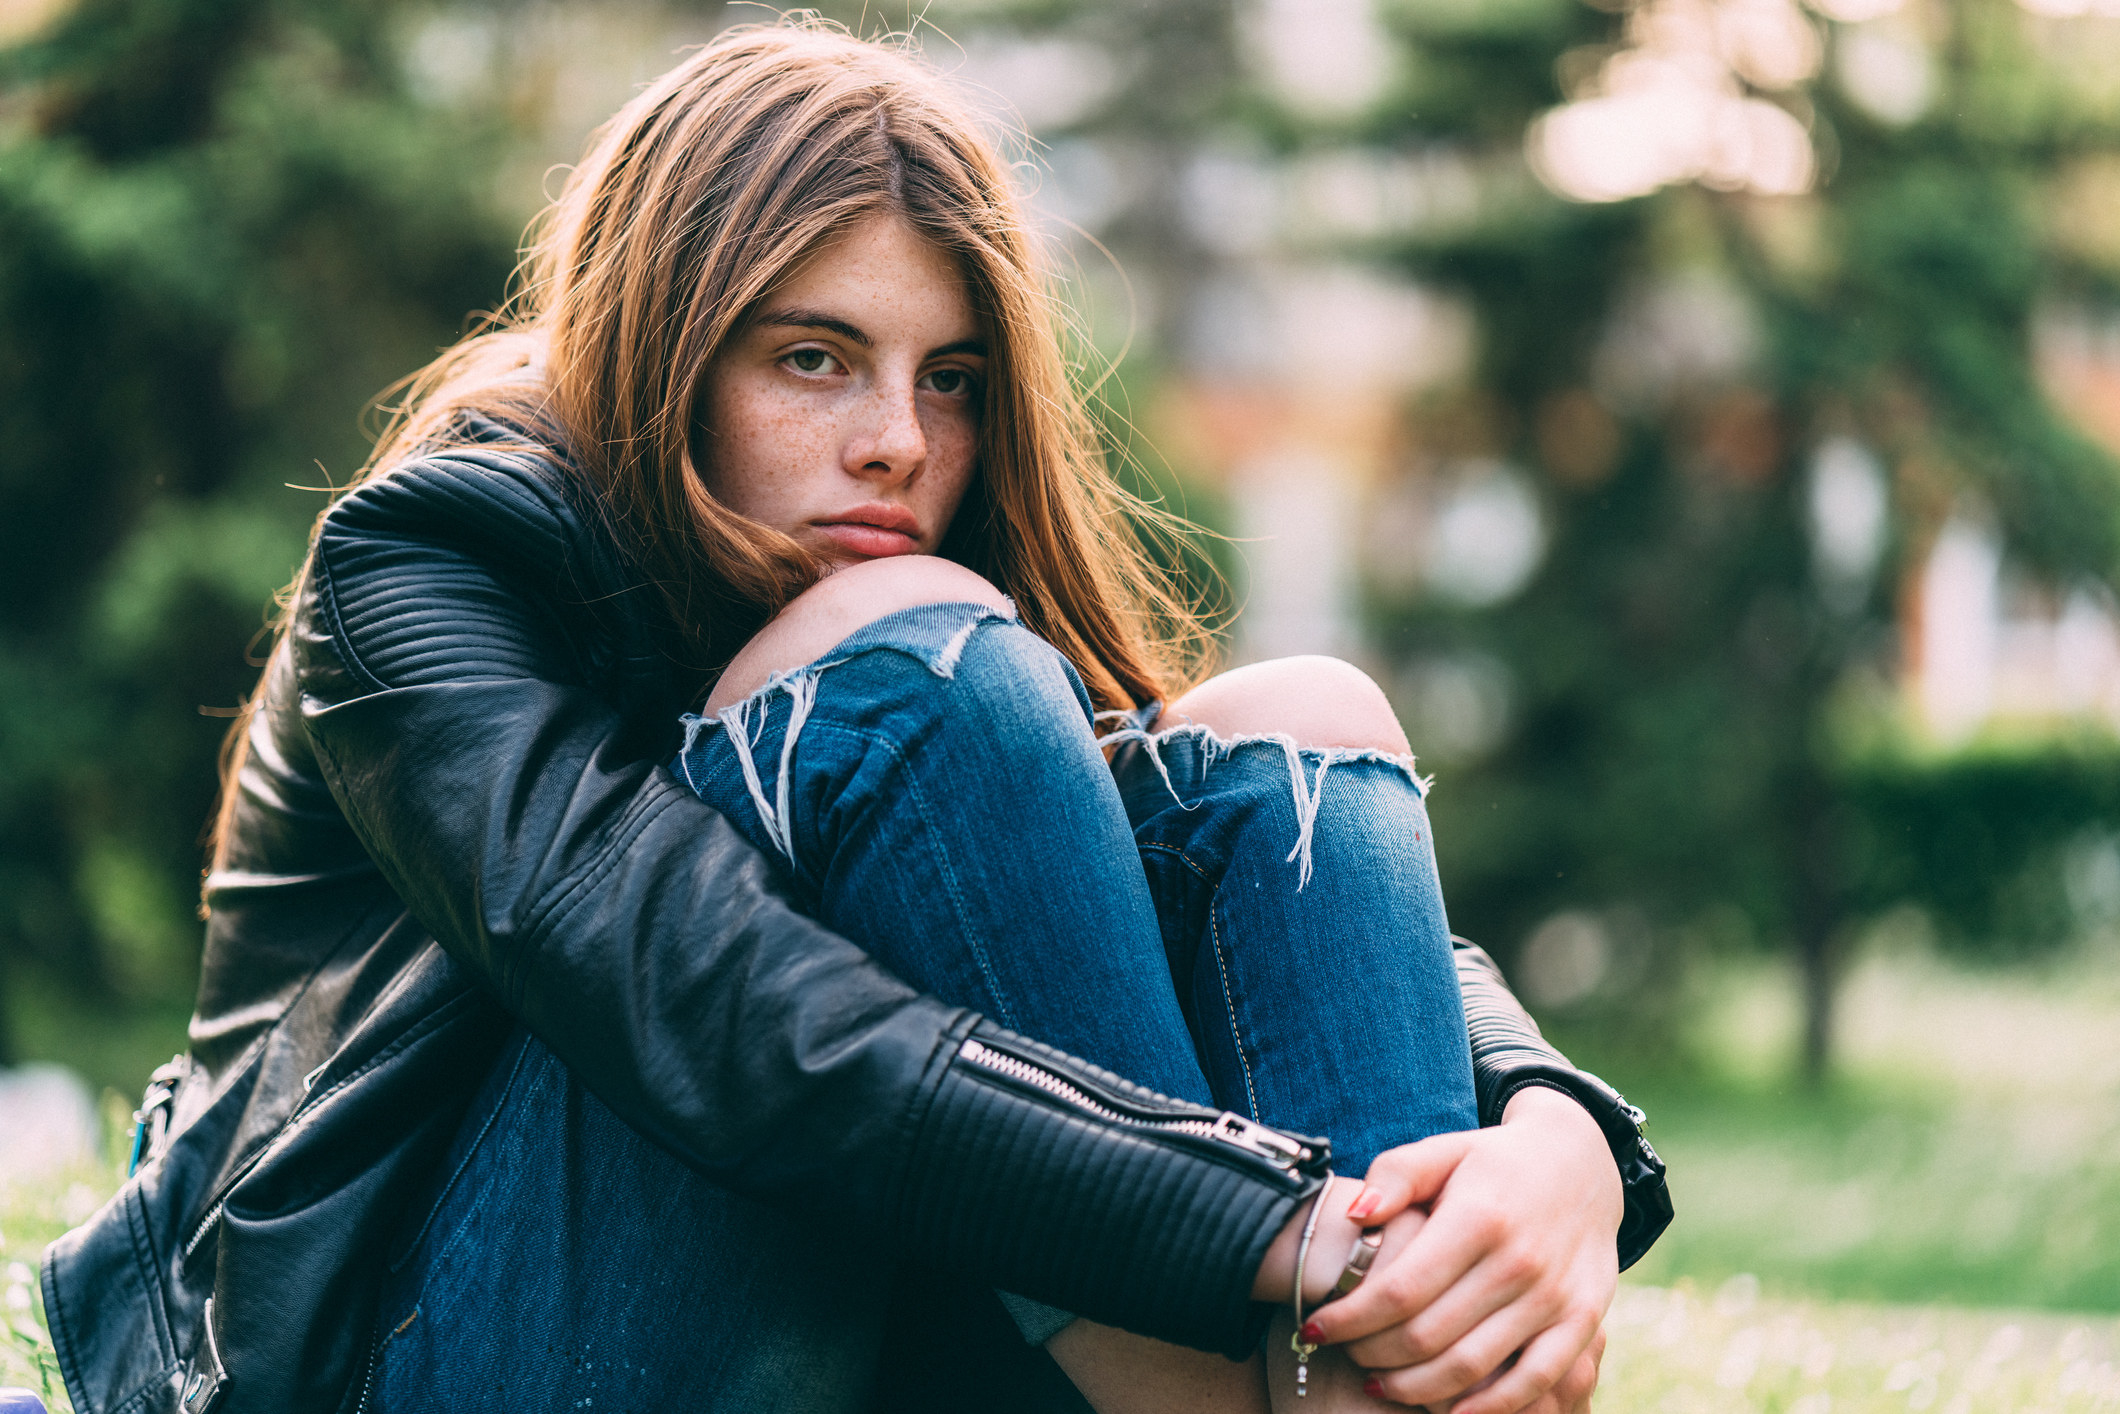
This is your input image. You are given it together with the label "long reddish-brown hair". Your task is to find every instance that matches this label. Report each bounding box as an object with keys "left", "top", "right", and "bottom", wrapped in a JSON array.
[
  {"left": 211, "top": 21, "right": 1217, "bottom": 870},
  {"left": 378, "top": 20, "right": 1209, "bottom": 698}
]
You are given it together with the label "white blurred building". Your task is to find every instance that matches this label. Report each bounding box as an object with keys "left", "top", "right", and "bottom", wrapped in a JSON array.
[
  {"left": 1902, "top": 305, "right": 2120, "bottom": 743},
  {"left": 1908, "top": 517, "right": 2120, "bottom": 744}
]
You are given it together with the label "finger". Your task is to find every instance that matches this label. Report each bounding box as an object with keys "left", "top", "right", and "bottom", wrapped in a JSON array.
[
  {"left": 1506, "top": 1350, "right": 1597, "bottom": 1414},
  {"left": 1501, "top": 1333, "right": 1604, "bottom": 1414},
  {"left": 1339, "top": 1237, "right": 1553, "bottom": 1368},
  {"left": 1356, "top": 1287, "right": 1586, "bottom": 1410},
  {"left": 1438, "top": 1315, "right": 1600, "bottom": 1414},
  {"left": 1560, "top": 1326, "right": 1607, "bottom": 1414},
  {"left": 1312, "top": 1192, "right": 1509, "bottom": 1345},
  {"left": 1554, "top": 1348, "right": 1599, "bottom": 1414},
  {"left": 1300, "top": 1206, "right": 1423, "bottom": 1352},
  {"left": 1355, "top": 1301, "right": 1550, "bottom": 1409},
  {"left": 1344, "top": 1131, "right": 1478, "bottom": 1224}
]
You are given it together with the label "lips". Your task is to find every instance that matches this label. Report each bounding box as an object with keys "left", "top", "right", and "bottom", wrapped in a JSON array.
[{"left": 813, "top": 503, "right": 922, "bottom": 559}]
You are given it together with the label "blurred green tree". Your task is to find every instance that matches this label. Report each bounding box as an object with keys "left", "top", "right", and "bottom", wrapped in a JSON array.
[
  {"left": 1362, "top": 0, "right": 2120, "bottom": 1079},
  {"left": 0, "top": 0, "right": 516, "bottom": 1086},
  {"left": 11, "top": 0, "right": 2119, "bottom": 1099}
]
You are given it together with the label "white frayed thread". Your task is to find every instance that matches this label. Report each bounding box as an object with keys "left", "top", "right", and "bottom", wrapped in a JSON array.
[
  {"left": 773, "top": 671, "right": 818, "bottom": 853},
  {"left": 1281, "top": 742, "right": 1335, "bottom": 891},
  {"left": 677, "top": 712, "right": 713, "bottom": 793},
  {"left": 679, "top": 601, "right": 1009, "bottom": 855},
  {"left": 712, "top": 668, "right": 820, "bottom": 863},
  {"left": 1097, "top": 719, "right": 1427, "bottom": 891},
  {"left": 931, "top": 601, "right": 1017, "bottom": 677},
  {"left": 933, "top": 617, "right": 980, "bottom": 678},
  {"left": 1092, "top": 724, "right": 1198, "bottom": 810}
]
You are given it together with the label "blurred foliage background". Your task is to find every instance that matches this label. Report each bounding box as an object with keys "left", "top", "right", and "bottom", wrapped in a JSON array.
[{"left": 3, "top": 0, "right": 2120, "bottom": 1322}]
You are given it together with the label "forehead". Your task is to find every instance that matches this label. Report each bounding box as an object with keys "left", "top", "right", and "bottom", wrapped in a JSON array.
[{"left": 764, "top": 215, "right": 977, "bottom": 336}]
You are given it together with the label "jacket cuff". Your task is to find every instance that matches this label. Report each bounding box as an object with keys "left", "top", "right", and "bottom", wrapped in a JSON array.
[{"left": 894, "top": 1019, "right": 1328, "bottom": 1359}]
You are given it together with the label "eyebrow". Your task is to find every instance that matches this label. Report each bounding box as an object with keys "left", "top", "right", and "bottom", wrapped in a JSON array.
[{"left": 755, "top": 306, "right": 987, "bottom": 360}]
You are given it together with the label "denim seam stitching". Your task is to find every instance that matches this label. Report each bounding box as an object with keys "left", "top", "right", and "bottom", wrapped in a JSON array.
[
  {"left": 1207, "top": 897, "right": 1261, "bottom": 1121},
  {"left": 1134, "top": 844, "right": 1251, "bottom": 1118},
  {"left": 787, "top": 716, "right": 1021, "bottom": 1032},
  {"left": 1136, "top": 840, "right": 1214, "bottom": 886}
]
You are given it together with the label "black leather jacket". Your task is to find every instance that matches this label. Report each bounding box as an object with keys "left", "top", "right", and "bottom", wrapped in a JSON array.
[{"left": 42, "top": 423, "right": 1670, "bottom": 1414}]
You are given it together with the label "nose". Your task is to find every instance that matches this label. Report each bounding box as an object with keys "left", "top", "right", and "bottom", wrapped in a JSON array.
[{"left": 844, "top": 379, "right": 926, "bottom": 483}]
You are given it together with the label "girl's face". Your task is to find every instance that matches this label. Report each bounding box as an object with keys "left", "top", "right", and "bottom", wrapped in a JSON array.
[{"left": 701, "top": 215, "right": 986, "bottom": 567}]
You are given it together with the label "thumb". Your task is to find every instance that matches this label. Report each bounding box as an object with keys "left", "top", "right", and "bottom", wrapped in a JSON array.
[{"left": 1344, "top": 1130, "right": 1478, "bottom": 1224}]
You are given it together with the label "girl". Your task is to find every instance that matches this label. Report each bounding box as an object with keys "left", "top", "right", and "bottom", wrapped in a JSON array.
[{"left": 47, "top": 21, "right": 1666, "bottom": 1414}]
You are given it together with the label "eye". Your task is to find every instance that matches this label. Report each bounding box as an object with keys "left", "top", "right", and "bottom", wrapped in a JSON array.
[
  {"left": 921, "top": 367, "right": 979, "bottom": 398},
  {"left": 782, "top": 348, "right": 841, "bottom": 376}
]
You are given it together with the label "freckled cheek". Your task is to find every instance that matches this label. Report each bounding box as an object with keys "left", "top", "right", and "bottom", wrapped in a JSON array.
[
  {"left": 923, "top": 408, "right": 980, "bottom": 481},
  {"left": 713, "top": 388, "right": 837, "bottom": 523},
  {"left": 922, "top": 412, "right": 980, "bottom": 530}
]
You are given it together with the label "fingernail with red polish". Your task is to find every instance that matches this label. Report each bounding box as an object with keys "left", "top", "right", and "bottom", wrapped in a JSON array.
[
  {"left": 1347, "top": 1189, "right": 1380, "bottom": 1221},
  {"left": 1300, "top": 1321, "right": 1326, "bottom": 1345},
  {"left": 1363, "top": 1377, "right": 1385, "bottom": 1399}
]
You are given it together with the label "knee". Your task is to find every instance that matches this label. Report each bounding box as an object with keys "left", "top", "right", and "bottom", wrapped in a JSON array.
[
  {"left": 705, "top": 557, "right": 1010, "bottom": 712},
  {"left": 1159, "top": 655, "right": 1410, "bottom": 754}
]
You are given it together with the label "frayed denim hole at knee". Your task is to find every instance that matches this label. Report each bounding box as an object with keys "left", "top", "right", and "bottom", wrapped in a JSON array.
[
  {"left": 820, "top": 597, "right": 1019, "bottom": 679},
  {"left": 674, "top": 601, "right": 1022, "bottom": 868},
  {"left": 1098, "top": 719, "right": 1430, "bottom": 890},
  {"left": 677, "top": 665, "right": 820, "bottom": 866}
]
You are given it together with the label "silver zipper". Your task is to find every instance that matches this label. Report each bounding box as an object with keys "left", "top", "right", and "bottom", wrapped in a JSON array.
[
  {"left": 182, "top": 1199, "right": 226, "bottom": 1263},
  {"left": 353, "top": 1327, "right": 383, "bottom": 1414},
  {"left": 958, "top": 1038, "right": 1312, "bottom": 1172},
  {"left": 179, "top": 1056, "right": 341, "bottom": 1262}
]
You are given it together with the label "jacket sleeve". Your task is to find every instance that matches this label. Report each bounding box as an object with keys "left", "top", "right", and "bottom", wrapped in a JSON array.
[
  {"left": 1455, "top": 938, "right": 1674, "bottom": 1269},
  {"left": 289, "top": 448, "right": 1321, "bottom": 1358}
]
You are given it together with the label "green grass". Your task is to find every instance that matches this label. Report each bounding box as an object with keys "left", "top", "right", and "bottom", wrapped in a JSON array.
[
  {"left": 0, "top": 1117, "right": 124, "bottom": 1408},
  {"left": 1600, "top": 1280, "right": 2120, "bottom": 1413},
  {"left": 1619, "top": 1073, "right": 2120, "bottom": 1312},
  {"left": 1600, "top": 944, "right": 2120, "bottom": 1315},
  {"left": 5, "top": 945, "right": 2118, "bottom": 1408}
]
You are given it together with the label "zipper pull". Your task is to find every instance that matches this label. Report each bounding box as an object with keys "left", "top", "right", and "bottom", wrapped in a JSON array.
[{"left": 1209, "top": 1112, "right": 1311, "bottom": 1170}]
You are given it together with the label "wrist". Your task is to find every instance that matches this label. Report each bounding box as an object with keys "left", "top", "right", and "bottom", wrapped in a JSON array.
[
  {"left": 1501, "top": 1080, "right": 1600, "bottom": 1128},
  {"left": 1252, "top": 1175, "right": 1364, "bottom": 1304},
  {"left": 1502, "top": 1084, "right": 1625, "bottom": 1221}
]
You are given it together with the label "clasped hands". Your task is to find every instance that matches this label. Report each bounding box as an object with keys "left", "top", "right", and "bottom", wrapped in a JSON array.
[{"left": 1252, "top": 1087, "right": 1623, "bottom": 1413}]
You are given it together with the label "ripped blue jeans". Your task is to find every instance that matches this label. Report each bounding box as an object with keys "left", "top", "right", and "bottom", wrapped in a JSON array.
[
  {"left": 680, "top": 601, "right": 1477, "bottom": 1341},
  {"left": 372, "top": 602, "right": 1474, "bottom": 1411}
]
